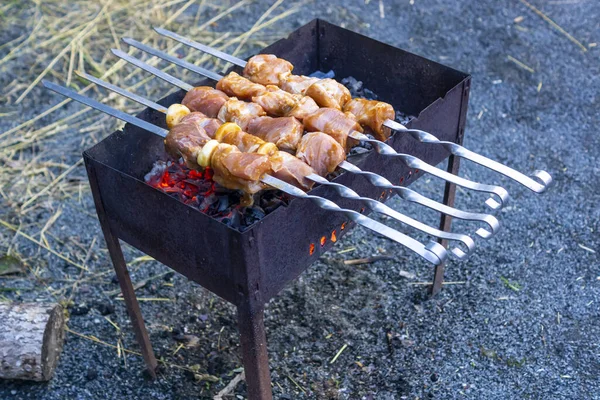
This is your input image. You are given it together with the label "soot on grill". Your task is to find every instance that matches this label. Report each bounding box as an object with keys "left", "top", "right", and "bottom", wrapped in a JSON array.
[{"left": 144, "top": 159, "right": 290, "bottom": 232}]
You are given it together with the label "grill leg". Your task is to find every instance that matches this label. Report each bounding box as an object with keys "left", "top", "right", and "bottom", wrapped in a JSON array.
[
  {"left": 104, "top": 232, "right": 159, "bottom": 377},
  {"left": 237, "top": 302, "right": 272, "bottom": 400},
  {"left": 86, "top": 162, "right": 158, "bottom": 377},
  {"left": 431, "top": 153, "right": 461, "bottom": 296}
]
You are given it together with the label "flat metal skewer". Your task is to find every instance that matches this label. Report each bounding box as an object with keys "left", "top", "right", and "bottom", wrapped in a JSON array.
[
  {"left": 109, "top": 48, "right": 500, "bottom": 239},
  {"left": 78, "top": 71, "right": 475, "bottom": 260},
  {"left": 121, "top": 43, "right": 509, "bottom": 211},
  {"left": 42, "top": 80, "right": 448, "bottom": 265},
  {"left": 153, "top": 27, "right": 551, "bottom": 195}
]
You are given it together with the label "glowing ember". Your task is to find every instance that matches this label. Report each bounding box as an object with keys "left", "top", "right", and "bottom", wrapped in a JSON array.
[{"left": 145, "top": 159, "right": 289, "bottom": 231}]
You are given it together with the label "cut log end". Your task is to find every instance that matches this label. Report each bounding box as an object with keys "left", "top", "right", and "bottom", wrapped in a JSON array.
[{"left": 0, "top": 303, "right": 66, "bottom": 381}]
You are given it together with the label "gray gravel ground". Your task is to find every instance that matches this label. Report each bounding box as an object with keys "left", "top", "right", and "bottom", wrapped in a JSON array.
[{"left": 1, "top": 0, "right": 599, "bottom": 399}]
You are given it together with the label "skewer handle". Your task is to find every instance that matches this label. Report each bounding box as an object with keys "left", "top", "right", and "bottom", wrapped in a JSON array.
[
  {"left": 339, "top": 161, "right": 500, "bottom": 239},
  {"left": 348, "top": 132, "right": 509, "bottom": 210},
  {"left": 384, "top": 120, "right": 552, "bottom": 193}
]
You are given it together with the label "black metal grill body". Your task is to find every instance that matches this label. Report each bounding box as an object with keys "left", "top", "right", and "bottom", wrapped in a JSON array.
[{"left": 83, "top": 19, "right": 470, "bottom": 398}]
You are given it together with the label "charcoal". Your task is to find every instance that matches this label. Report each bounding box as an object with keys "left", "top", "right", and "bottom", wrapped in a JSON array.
[
  {"left": 143, "top": 161, "right": 167, "bottom": 186},
  {"left": 309, "top": 70, "right": 335, "bottom": 79},
  {"left": 216, "top": 195, "right": 229, "bottom": 212},
  {"left": 341, "top": 76, "right": 362, "bottom": 94}
]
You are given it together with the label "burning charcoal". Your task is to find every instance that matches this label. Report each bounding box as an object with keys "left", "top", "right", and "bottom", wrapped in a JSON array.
[
  {"left": 198, "top": 192, "right": 218, "bottom": 211},
  {"left": 144, "top": 161, "right": 168, "bottom": 186},
  {"left": 220, "top": 208, "right": 242, "bottom": 227}
]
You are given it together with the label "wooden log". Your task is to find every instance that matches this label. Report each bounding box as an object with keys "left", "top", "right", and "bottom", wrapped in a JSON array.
[{"left": 0, "top": 303, "right": 66, "bottom": 381}]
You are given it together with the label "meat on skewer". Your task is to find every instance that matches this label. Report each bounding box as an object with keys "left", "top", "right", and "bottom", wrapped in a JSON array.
[
  {"left": 208, "top": 143, "right": 272, "bottom": 196},
  {"left": 165, "top": 123, "right": 271, "bottom": 199},
  {"left": 164, "top": 112, "right": 212, "bottom": 169},
  {"left": 343, "top": 98, "right": 395, "bottom": 140},
  {"left": 296, "top": 132, "right": 346, "bottom": 177},
  {"left": 209, "top": 71, "right": 320, "bottom": 121},
  {"left": 170, "top": 104, "right": 345, "bottom": 181},
  {"left": 177, "top": 84, "right": 358, "bottom": 157},
  {"left": 252, "top": 85, "right": 319, "bottom": 120},
  {"left": 246, "top": 116, "right": 303, "bottom": 153},
  {"left": 181, "top": 86, "right": 228, "bottom": 117},
  {"left": 217, "top": 97, "right": 266, "bottom": 130},
  {"left": 180, "top": 87, "right": 305, "bottom": 151},
  {"left": 303, "top": 108, "right": 363, "bottom": 151},
  {"left": 242, "top": 54, "right": 293, "bottom": 86},
  {"left": 280, "top": 74, "right": 319, "bottom": 96},
  {"left": 168, "top": 106, "right": 317, "bottom": 191},
  {"left": 240, "top": 54, "right": 395, "bottom": 141},
  {"left": 183, "top": 71, "right": 390, "bottom": 145},
  {"left": 216, "top": 71, "right": 265, "bottom": 99},
  {"left": 242, "top": 55, "right": 351, "bottom": 110}
]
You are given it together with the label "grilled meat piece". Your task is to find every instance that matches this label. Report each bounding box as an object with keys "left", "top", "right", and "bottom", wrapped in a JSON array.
[
  {"left": 296, "top": 132, "right": 345, "bottom": 177},
  {"left": 246, "top": 116, "right": 303, "bottom": 152},
  {"left": 181, "top": 86, "right": 228, "bottom": 118},
  {"left": 216, "top": 71, "right": 266, "bottom": 100},
  {"left": 280, "top": 75, "right": 320, "bottom": 95},
  {"left": 287, "top": 94, "right": 320, "bottom": 121},
  {"left": 304, "top": 78, "right": 352, "bottom": 110},
  {"left": 251, "top": 85, "right": 297, "bottom": 117},
  {"left": 303, "top": 108, "right": 362, "bottom": 151},
  {"left": 243, "top": 54, "right": 293, "bottom": 86},
  {"left": 344, "top": 98, "right": 395, "bottom": 141},
  {"left": 210, "top": 143, "right": 271, "bottom": 195},
  {"left": 271, "top": 151, "right": 315, "bottom": 191},
  {"left": 164, "top": 118, "right": 211, "bottom": 169},
  {"left": 179, "top": 112, "right": 221, "bottom": 138},
  {"left": 217, "top": 98, "right": 266, "bottom": 130},
  {"left": 252, "top": 86, "right": 319, "bottom": 121}
]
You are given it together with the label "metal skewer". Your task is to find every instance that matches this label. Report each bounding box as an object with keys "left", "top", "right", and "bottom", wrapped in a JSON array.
[
  {"left": 77, "top": 70, "right": 475, "bottom": 260},
  {"left": 121, "top": 42, "right": 509, "bottom": 211},
  {"left": 107, "top": 49, "right": 500, "bottom": 239},
  {"left": 154, "top": 27, "right": 551, "bottom": 195},
  {"left": 42, "top": 80, "right": 448, "bottom": 265}
]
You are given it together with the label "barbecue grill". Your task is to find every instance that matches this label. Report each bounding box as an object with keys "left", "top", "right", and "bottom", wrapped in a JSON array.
[{"left": 44, "top": 19, "right": 550, "bottom": 399}]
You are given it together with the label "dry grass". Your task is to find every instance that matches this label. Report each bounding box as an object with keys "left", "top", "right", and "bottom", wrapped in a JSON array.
[
  {"left": 0, "top": 0, "right": 301, "bottom": 265},
  {"left": 0, "top": 0, "right": 301, "bottom": 371}
]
